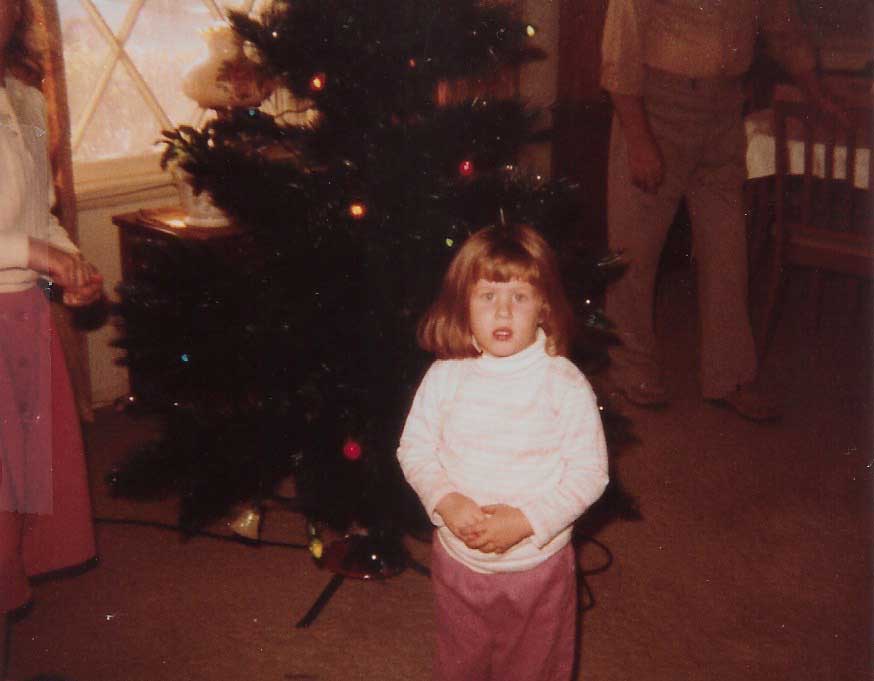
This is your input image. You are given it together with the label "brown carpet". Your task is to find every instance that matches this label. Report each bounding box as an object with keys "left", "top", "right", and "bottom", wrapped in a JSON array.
[{"left": 7, "top": 267, "right": 873, "bottom": 681}]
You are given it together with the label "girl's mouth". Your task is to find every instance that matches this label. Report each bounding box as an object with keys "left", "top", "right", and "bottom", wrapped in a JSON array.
[{"left": 492, "top": 328, "right": 512, "bottom": 341}]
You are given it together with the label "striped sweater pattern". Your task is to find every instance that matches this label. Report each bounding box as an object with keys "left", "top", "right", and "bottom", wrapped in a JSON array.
[{"left": 397, "top": 331, "right": 609, "bottom": 573}]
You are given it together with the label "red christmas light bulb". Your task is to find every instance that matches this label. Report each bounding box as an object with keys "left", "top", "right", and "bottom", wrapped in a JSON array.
[
  {"left": 343, "top": 439, "right": 363, "bottom": 461},
  {"left": 459, "top": 159, "right": 474, "bottom": 177}
]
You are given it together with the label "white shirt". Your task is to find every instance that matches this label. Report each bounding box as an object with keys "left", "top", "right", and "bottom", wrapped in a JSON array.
[
  {"left": 397, "top": 331, "right": 609, "bottom": 573},
  {"left": 601, "top": 0, "right": 817, "bottom": 95},
  {"left": 0, "top": 75, "right": 78, "bottom": 292}
]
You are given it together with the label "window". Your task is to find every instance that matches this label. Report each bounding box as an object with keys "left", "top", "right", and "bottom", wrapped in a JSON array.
[{"left": 59, "top": 0, "right": 270, "bottom": 197}]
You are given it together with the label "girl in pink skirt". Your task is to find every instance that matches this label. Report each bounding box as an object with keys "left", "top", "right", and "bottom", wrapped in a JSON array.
[{"left": 0, "top": 0, "right": 104, "bottom": 670}]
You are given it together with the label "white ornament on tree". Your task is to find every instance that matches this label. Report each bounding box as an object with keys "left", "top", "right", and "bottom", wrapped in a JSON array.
[
  {"left": 173, "top": 24, "right": 274, "bottom": 227},
  {"left": 182, "top": 24, "right": 273, "bottom": 111}
]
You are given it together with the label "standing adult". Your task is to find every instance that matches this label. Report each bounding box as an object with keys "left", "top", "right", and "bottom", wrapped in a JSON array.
[
  {"left": 601, "top": 0, "right": 840, "bottom": 420},
  {"left": 0, "top": 0, "right": 103, "bottom": 671}
]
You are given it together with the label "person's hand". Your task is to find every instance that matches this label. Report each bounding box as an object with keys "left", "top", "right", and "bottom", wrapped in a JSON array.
[
  {"left": 465, "top": 504, "right": 533, "bottom": 554},
  {"left": 62, "top": 267, "right": 104, "bottom": 307},
  {"left": 626, "top": 133, "right": 664, "bottom": 193},
  {"left": 27, "top": 239, "right": 90, "bottom": 288},
  {"left": 27, "top": 239, "right": 104, "bottom": 307},
  {"left": 434, "top": 492, "right": 486, "bottom": 542}
]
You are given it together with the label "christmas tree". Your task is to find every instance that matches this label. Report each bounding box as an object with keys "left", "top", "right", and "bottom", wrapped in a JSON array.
[{"left": 110, "top": 0, "right": 632, "bottom": 572}]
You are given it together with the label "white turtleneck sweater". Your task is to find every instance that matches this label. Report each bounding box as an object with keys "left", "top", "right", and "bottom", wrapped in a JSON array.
[
  {"left": 0, "top": 76, "right": 78, "bottom": 293},
  {"left": 397, "top": 330, "right": 609, "bottom": 574}
]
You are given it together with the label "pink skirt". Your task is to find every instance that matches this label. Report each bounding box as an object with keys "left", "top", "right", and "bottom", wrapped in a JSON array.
[{"left": 0, "top": 287, "right": 95, "bottom": 613}]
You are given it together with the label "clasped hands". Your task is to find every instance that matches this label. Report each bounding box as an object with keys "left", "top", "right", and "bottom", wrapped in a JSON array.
[
  {"left": 435, "top": 492, "right": 533, "bottom": 555},
  {"left": 28, "top": 239, "right": 104, "bottom": 307}
]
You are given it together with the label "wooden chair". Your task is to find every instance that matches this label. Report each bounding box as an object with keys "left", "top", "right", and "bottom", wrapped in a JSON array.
[{"left": 757, "top": 86, "right": 874, "bottom": 357}]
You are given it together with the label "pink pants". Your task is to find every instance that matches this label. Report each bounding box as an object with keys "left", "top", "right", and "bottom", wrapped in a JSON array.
[
  {"left": 0, "top": 288, "right": 95, "bottom": 613},
  {"left": 431, "top": 536, "right": 577, "bottom": 681}
]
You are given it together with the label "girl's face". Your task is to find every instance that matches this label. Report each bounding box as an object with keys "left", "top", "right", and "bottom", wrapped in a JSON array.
[
  {"left": 469, "top": 278, "right": 544, "bottom": 357},
  {"left": 0, "top": 0, "right": 22, "bottom": 59}
]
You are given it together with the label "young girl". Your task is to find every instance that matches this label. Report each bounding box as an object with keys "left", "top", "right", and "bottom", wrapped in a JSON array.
[
  {"left": 397, "top": 224, "right": 609, "bottom": 681},
  {"left": 0, "top": 0, "right": 103, "bottom": 669}
]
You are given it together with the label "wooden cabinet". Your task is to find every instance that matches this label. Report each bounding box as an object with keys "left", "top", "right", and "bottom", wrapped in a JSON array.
[
  {"left": 114, "top": 207, "right": 241, "bottom": 284},
  {"left": 112, "top": 206, "right": 241, "bottom": 396}
]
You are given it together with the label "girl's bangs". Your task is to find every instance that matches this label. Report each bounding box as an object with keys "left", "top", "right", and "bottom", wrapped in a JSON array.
[{"left": 473, "top": 254, "right": 540, "bottom": 286}]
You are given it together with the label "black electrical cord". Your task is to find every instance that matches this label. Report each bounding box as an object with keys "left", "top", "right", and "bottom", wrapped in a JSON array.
[
  {"left": 576, "top": 535, "right": 614, "bottom": 612},
  {"left": 93, "top": 516, "right": 309, "bottom": 550},
  {"left": 92, "top": 517, "right": 614, "bottom": 623}
]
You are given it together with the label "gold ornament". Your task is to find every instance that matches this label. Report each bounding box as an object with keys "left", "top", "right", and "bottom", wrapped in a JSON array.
[
  {"left": 229, "top": 504, "right": 262, "bottom": 540},
  {"left": 309, "top": 72, "right": 326, "bottom": 92}
]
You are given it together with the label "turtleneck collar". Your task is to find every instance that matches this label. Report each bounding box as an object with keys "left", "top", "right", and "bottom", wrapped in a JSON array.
[{"left": 474, "top": 327, "right": 549, "bottom": 376}]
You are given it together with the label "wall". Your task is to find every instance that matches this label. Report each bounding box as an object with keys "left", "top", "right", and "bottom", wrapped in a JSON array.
[
  {"left": 552, "top": 0, "right": 612, "bottom": 247},
  {"left": 519, "top": 0, "right": 561, "bottom": 175}
]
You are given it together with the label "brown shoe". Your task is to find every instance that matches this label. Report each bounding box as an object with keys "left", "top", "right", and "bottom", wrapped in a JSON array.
[{"left": 711, "top": 383, "right": 781, "bottom": 422}]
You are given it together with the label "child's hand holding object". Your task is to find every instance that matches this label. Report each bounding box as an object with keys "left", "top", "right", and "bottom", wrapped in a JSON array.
[
  {"left": 465, "top": 504, "right": 533, "bottom": 554},
  {"left": 435, "top": 492, "right": 487, "bottom": 541}
]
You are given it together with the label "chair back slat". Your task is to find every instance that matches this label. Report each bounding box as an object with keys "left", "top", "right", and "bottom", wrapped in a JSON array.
[
  {"left": 844, "top": 125, "right": 857, "bottom": 232},
  {"left": 773, "top": 101, "right": 789, "bottom": 244},
  {"left": 822, "top": 112, "right": 839, "bottom": 227},
  {"left": 801, "top": 108, "right": 814, "bottom": 224},
  {"left": 863, "top": 106, "right": 874, "bottom": 233},
  {"left": 847, "top": 127, "right": 858, "bottom": 189},
  {"left": 760, "top": 84, "right": 874, "bottom": 358},
  {"left": 774, "top": 96, "right": 874, "bottom": 235}
]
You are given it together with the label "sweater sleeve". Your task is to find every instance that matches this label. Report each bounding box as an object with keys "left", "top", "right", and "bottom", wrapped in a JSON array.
[
  {"left": 0, "top": 170, "right": 79, "bottom": 272},
  {"left": 517, "top": 366, "right": 609, "bottom": 548},
  {"left": 45, "top": 182, "right": 79, "bottom": 255},
  {"left": 0, "top": 84, "right": 78, "bottom": 272},
  {"left": 396, "top": 361, "right": 457, "bottom": 527},
  {"left": 35, "top": 88, "right": 78, "bottom": 256},
  {"left": 0, "top": 233, "right": 30, "bottom": 269}
]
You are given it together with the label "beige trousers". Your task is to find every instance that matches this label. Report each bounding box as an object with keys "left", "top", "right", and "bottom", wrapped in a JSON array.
[{"left": 606, "top": 68, "right": 758, "bottom": 399}]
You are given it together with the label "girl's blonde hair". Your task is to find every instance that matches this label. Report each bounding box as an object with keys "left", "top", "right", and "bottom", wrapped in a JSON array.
[{"left": 418, "top": 224, "right": 574, "bottom": 359}]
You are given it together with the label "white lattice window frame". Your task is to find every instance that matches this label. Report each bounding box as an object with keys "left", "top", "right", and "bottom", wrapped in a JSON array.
[{"left": 67, "top": 0, "right": 262, "bottom": 208}]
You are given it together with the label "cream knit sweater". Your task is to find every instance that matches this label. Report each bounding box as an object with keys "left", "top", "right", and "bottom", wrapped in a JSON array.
[
  {"left": 0, "top": 76, "right": 78, "bottom": 292},
  {"left": 398, "top": 330, "right": 609, "bottom": 573}
]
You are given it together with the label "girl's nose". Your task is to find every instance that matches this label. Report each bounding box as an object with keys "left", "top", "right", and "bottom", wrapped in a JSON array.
[{"left": 496, "top": 297, "right": 511, "bottom": 318}]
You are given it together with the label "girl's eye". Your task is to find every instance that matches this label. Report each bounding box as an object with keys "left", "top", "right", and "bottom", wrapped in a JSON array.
[
  {"left": 514, "top": 293, "right": 528, "bottom": 302},
  {"left": 481, "top": 291, "right": 495, "bottom": 301}
]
